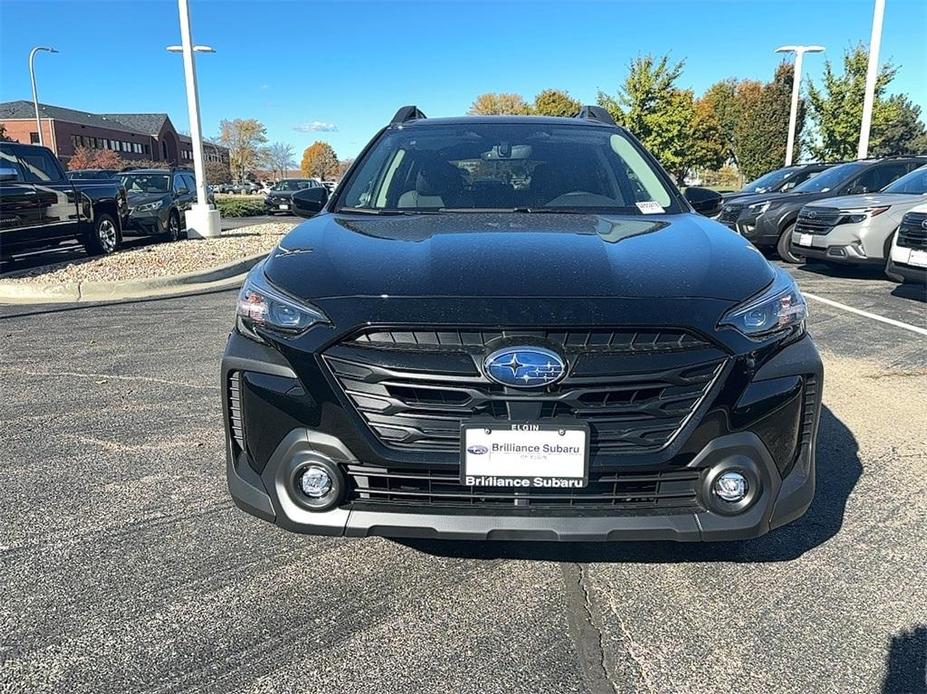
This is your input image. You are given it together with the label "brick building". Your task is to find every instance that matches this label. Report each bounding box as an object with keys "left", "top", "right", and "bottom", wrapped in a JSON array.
[{"left": 0, "top": 100, "right": 229, "bottom": 169}]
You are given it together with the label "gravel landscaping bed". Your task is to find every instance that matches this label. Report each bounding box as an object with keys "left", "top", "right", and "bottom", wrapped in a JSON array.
[{"left": 2, "top": 222, "right": 296, "bottom": 284}]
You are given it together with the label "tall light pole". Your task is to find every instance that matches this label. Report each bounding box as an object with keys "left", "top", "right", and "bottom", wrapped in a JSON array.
[
  {"left": 166, "top": 0, "right": 220, "bottom": 238},
  {"left": 858, "top": 0, "right": 886, "bottom": 159},
  {"left": 775, "top": 45, "right": 825, "bottom": 166},
  {"left": 29, "top": 46, "right": 58, "bottom": 146}
]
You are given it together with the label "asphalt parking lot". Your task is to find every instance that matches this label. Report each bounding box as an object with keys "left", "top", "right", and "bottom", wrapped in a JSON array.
[{"left": 0, "top": 263, "right": 924, "bottom": 693}]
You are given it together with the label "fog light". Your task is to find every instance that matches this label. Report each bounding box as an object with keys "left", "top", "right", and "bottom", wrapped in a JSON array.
[
  {"left": 299, "top": 465, "right": 333, "bottom": 498},
  {"left": 713, "top": 471, "right": 748, "bottom": 502}
]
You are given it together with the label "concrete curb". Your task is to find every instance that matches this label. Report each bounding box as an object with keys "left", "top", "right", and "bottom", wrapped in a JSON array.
[{"left": 0, "top": 252, "right": 266, "bottom": 304}]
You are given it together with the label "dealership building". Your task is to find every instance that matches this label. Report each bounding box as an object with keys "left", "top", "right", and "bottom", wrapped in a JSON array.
[{"left": 0, "top": 100, "right": 229, "bottom": 168}]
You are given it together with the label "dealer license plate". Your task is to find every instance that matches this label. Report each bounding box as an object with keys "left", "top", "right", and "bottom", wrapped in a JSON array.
[
  {"left": 798, "top": 233, "right": 813, "bottom": 247},
  {"left": 461, "top": 422, "right": 588, "bottom": 487},
  {"left": 909, "top": 249, "right": 927, "bottom": 268}
]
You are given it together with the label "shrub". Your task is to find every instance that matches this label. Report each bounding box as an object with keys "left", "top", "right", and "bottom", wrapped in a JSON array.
[{"left": 215, "top": 197, "right": 265, "bottom": 217}]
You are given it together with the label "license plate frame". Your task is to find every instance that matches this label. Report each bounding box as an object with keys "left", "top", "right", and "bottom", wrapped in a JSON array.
[
  {"left": 278, "top": 203, "right": 289, "bottom": 210},
  {"left": 798, "top": 233, "right": 813, "bottom": 247},
  {"left": 909, "top": 249, "right": 927, "bottom": 268},
  {"left": 460, "top": 421, "right": 589, "bottom": 488}
]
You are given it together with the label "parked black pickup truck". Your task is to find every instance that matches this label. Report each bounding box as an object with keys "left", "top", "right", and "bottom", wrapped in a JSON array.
[{"left": 0, "top": 142, "right": 127, "bottom": 259}]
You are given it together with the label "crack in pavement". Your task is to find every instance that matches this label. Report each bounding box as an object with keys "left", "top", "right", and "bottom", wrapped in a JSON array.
[{"left": 561, "top": 562, "right": 618, "bottom": 694}]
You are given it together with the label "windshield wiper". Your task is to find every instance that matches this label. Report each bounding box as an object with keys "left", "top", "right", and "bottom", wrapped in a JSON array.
[
  {"left": 337, "top": 207, "right": 435, "bottom": 216},
  {"left": 436, "top": 207, "right": 592, "bottom": 214}
]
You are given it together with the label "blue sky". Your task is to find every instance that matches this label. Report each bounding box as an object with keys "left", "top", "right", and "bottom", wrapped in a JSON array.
[{"left": 1, "top": 0, "right": 925, "bottom": 159}]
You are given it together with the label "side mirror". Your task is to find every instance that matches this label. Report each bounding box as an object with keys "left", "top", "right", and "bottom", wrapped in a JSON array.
[
  {"left": 683, "top": 186, "right": 723, "bottom": 217},
  {"left": 0, "top": 166, "right": 20, "bottom": 182},
  {"left": 291, "top": 186, "right": 329, "bottom": 218}
]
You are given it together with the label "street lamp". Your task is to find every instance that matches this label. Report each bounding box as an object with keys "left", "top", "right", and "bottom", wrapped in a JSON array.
[
  {"left": 29, "top": 46, "right": 58, "bottom": 147},
  {"left": 775, "top": 45, "right": 825, "bottom": 166},
  {"left": 858, "top": 0, "right": 886, "bottom": 159},
  {"left": 164, "top": 0, "right": 220, "bottom": 238}
]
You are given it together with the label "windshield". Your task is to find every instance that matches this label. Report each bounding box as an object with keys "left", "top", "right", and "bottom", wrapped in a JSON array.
[
  {"left": 792, "top": 162, "right": 864, "bottom": 193},
  {"left": 273, "top": 180, "right": 312, "bottom": 191},
  {"left": 337, "top": 123, "right": 680, "bottom": 214},
  {"left": 119, "top": 173, "right": 170, "bottom": 194},
  {"left": 882, "top": 165, "right": 927, "bottom": 194},
  {"left": 742, "top": 167, "right": 800, "bottom": 193}
]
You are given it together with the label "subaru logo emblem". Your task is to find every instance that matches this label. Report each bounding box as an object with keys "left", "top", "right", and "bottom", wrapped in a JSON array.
[
  {"left": 466, "top": 445, "right": 489, "bottom": 455},
  {"left": 483, "top": 346, "right": 566, "bottom": 388}
]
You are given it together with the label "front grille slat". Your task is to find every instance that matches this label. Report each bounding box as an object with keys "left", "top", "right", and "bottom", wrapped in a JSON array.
[{"left": 227, "top": 371, "right": 245, "bottom": 452}]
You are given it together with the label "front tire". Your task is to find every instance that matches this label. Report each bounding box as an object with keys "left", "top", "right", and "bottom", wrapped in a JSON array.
[
  {"left": 165, "top": 210, "right": 182, "bottom": 242},
  {"left": 84, "top": 213, "right": 122, "bottom": 256},
  {"left": 777, "top": 223, "right": 802, "bottom": 264}
]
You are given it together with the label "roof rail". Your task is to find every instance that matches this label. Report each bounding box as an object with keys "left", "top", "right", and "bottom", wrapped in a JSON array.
[
  {"left": 391, "top": 105, "right": 426, "bottom": 124},
  {"left": 575, "top": 105, "right": 616, "bottom": 126}
]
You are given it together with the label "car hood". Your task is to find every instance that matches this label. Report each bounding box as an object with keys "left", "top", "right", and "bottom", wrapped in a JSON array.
[
  {"left": 262, "top": 212, "right": 775, "bottom": 302},
  {"left": 729, "top": 190, "right": 830, "bottom": 208},
  {"left": 126, "top": 192, "right": 168, "bottom": 206},
  {"left": 803, "top": 193, "right": 927, "bottom": 210}
]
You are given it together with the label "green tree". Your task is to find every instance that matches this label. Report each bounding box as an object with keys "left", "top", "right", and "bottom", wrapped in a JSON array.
[
  {"left": 596, "top": 54, "right": 685, "bottom": 137},
  {"left": 219, "top": 118, "right": 268, "bottom": 182},
  {"left": 731, "top": 63, "right": 802, "bottom": 181},
  {"left": 468, "top": 92, "right": 531, "bottom": 115},
  {"left": 702, "top": 79, "right": 740, "bottom": 163},
  {"left": 597, "top": 55, "right": 722, "bottom": 182},
  {"left": 806, "top": 44, "right": 898, "bottom": 160},
  {"left": 532, "top": 89, "right": 581, "bottom": 117},
  {"left": 300, "top": 141, "right": 338, "bottom": 179},
  {"left": 870, "top": 95, "right": 927, "bottom": 157}
]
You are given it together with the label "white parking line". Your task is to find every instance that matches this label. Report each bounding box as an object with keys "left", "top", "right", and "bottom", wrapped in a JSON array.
[{"left": 804, "top": 292, "right": 927, "bottom": 337}]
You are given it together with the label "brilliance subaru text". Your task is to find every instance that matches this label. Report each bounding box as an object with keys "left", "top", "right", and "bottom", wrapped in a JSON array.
[{"left": 221, "top": 106, "right": 823, "bottom": 542}]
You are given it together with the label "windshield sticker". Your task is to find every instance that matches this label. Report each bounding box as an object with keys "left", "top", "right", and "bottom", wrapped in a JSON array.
[{"left": 636, "top": 201, "right": 665, "bottom": 214}]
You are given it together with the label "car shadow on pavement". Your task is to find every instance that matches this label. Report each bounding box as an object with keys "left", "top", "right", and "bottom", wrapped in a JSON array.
[
  {"left": 889, "top": 282, "right": 927, "bottom": 303},
  {"left": 397, "top": 407, "right": 862, "bottom": 564},
  {"left": 795, "top": 260, "right": 888, "bottom": 281},
  {"left": 882, "top": 625, "right": 927, "bottom": 693}
]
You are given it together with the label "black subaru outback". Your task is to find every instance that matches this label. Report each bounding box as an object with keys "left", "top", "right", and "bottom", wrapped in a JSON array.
[{"left": 222, "top": 106, "right": 822, "bottom": 542}]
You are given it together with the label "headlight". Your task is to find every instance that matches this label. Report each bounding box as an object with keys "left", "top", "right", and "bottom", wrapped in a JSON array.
[
  {"left": 720, "top": 269, "right": 807, "bottom": 339},
  {"left": 839, "top": 206, "right": 889, "bottom": 224},
  {"left": 747, "top": 201, "right": 771, "bottom": 215},
  {"left": 134, "top": 199, "right": 164, "bottom": 213},
  {"left": 236, "top": 261, "right": 328, "bottom": 341}
]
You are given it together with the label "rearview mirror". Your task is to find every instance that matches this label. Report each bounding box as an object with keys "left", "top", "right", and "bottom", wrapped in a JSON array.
[
  {"left": 0, "top": 166, "right": 20, "bottom": 182},
  {"left": 291, "top": 187, "right": 329, "bottom": 218},
  {"left": 683, "top": 186, "right": 723, "bottom": 217}
]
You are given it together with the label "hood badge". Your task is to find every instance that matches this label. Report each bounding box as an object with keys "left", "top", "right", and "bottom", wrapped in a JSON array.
[
  {"left": 274, "top": 246, "right": 313, "bottom": 258},
  {"left": 484, "top": 347, "right": 566, "bottom": 388}
]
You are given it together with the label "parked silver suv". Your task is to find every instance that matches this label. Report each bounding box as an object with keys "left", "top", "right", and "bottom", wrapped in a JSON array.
[{"left": 791, "top": 164, "right": 927, "bottom": 266}]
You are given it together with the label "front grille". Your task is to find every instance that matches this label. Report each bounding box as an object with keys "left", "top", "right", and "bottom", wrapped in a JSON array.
[
  {"left": 324, "top": 328, "right": 726, "bottom": 455},
  {"left": 719, "top": 204, "right": 743, "bottom": 225},
  {"left": 795, "top": 207, "right": 841, "bottom": 235},
  {"left": 346, "top": 464, "right": 701, "bottom": 511},
  {"left": 897, "top": 212, "right": 927, "bottom": 250},
  {"left": 227, "top": 371, "right": 245, "bottom": 452}
]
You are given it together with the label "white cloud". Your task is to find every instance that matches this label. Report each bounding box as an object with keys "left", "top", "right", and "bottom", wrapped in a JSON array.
[{"left": 294, "top": 121, "right": 338, "bottom": 133}]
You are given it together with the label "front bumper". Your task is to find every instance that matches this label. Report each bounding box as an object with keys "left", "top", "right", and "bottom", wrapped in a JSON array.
[
  {"left": 123, "top": 211, "right": 167, "bottom": 235},
  {"left": 886, "top": 258, "right": 927, "bottom": 283},
  {"left": 222, "top": 331, "right": 823, "bottom": 542}
]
